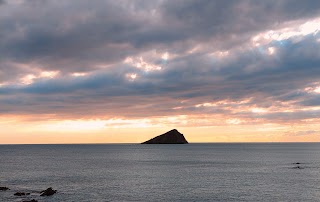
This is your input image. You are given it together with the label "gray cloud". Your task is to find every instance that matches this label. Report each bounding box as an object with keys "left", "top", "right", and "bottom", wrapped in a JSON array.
[
  {"left": 284, "top": 130, "right": 319, "bottom": 137},
  {"left": 1, "top": 0, "right": 320, "bottom": 124},
  {"left": 1, "top": 1, "right": 320, "bottom": 78},
  {"left": 1, "top": 33, "right": 320, "bottom": 122}
]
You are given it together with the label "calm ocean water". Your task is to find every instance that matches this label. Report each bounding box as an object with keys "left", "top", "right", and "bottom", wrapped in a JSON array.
[{"left": 0, "top": 143, "right": 319, "bottom": 202}]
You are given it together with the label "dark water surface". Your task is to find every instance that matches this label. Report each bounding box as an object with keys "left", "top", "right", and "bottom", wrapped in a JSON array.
[{"left": 0, "top": 143, "right": 319, "bottom": 201}]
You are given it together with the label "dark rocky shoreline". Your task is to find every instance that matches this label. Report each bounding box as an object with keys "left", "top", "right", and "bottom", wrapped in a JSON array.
[{"left": 0, "top": 186, "right": 57, "bottom": 202}]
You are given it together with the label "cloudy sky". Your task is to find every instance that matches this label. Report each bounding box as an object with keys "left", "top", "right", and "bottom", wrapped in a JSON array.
[{"left": 1, "top": 0, "right": 320, "bottom": 143}]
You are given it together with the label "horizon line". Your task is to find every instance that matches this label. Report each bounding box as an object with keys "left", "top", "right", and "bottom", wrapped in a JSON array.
[{"left": 1, "top": 142, "right": 319, "bottom": 145}]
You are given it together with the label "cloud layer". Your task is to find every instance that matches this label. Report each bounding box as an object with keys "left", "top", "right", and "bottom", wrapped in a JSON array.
[{"left": 1, "top": 0, "right": 320, "bottom": 134}]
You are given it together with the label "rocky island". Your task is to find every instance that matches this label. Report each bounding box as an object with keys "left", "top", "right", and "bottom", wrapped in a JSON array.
[{"left": 142, "top": 129, "right": 188, "bottom": 144}]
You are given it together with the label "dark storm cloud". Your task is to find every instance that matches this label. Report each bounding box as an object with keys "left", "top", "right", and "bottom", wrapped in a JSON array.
[{"left": 1, "top": 0, "right": 320, "bottom": 123}]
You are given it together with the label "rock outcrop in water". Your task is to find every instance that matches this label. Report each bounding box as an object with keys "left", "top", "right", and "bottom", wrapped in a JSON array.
[
  {"left": 22, "top": 200, "right": 38, "bottom": 202},
  {"left": 0, "top": 187, "right": 9, "bottom": 191},
  {"left": 292, "top": 162, "right": 304, "bottom": 169},
  {"left": 40, "top": 187, "right": 57, "bottom": 196},
  {"left": 142, "top": 129, "right": 188, "bottom": 144}
]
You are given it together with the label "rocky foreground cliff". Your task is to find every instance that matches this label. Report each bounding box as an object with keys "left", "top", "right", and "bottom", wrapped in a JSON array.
[{"left": 142, "top": 129, "right": 188, "bottom": 144}]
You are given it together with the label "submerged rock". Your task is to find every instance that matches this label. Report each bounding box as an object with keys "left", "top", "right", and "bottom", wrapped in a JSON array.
[
  {"left": 40, "top": 187, "right": 57, "bottom": 196},
  {"left": 142, "top": 129, "right": 188, "bottom": 144},
  {"left": 14, "top": 192, "right": 30, "bottom": 196},
  {"left": 0, "top": 187, "right": 9, "bottom": 191},
  {"left": 22, "top": 200, "right": 38, "bottom": 202}
]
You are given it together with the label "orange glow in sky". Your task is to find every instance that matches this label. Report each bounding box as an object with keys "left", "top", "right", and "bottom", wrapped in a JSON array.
[{"left": 1, "top": 1, "right": 320, "bottom": 144}]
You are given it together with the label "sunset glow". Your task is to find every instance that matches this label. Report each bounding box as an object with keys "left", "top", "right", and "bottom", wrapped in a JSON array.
[{"left": 1, "top": 0, "right": 320, "bottom": 144}]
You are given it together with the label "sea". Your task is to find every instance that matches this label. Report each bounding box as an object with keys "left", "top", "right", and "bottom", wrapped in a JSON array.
[{"left": 0, "top": 143, "right": 319, "bottom": 202}]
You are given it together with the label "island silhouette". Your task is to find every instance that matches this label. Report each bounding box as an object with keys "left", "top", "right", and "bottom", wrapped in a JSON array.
[{"left": 142, "top": 129, "right": 188, "bottom": 144}]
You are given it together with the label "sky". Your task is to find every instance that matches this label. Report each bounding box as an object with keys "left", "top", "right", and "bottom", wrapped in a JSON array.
[{"left": 1, "top": 0, "right": 320, "bottom": 143}]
